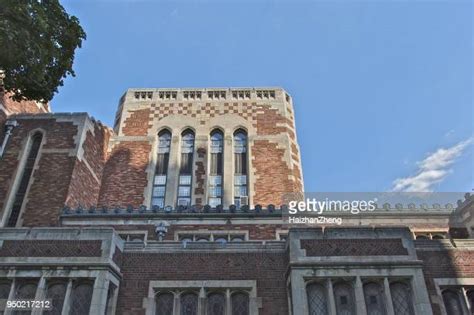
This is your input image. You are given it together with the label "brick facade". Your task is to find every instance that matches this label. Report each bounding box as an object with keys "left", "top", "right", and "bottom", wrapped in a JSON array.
[
  {"left": 118, "top": 252, "right": 288, "bottom": 315},
  {"left": 0, "top": 87, "right": 472, "bottom": 315}
]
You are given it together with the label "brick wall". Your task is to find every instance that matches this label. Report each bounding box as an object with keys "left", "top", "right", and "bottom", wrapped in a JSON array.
[
  {"left": 417, "top": 249, "right": 474, "bottom": 315},
  {"left": 66, "top": 124, "right": 111, "bottom": 208},
  {"left": 0, "top": 118, "right": 78, "bottom": 226},
  {"left": 98, "top": 141, "right": 151, "bottom": 207},
  {"left": 1, "top": 92, "right": 49, "bottom": 115},
  {"left": 0, "top": 115, "right": 112, "bottom": 227},
  {"left": 117, "top": 251, "right": 288, "bottom": 315}
]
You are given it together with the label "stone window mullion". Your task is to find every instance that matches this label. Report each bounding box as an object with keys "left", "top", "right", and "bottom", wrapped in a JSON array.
[
  {"left": 326, "top": 279, "right": 337, "bottom": 315},
  {"left": 226, "top": 289, "right": 231, "bottom": 315},
  {"left": 354, "top": 277, "right": 366, "bottom": 315},
  {"left": 61, "top": 279, "right": 73, "bottom": 315},
  {"left": 383, "top": 278, "right": 395, "bottom": 315},
  {"left": 32, "top": 277, "right": 46, "bottom": 315},
  {"left": 4, "top": 278, "right": 16, "bottom": 315},
  {"left": 174, "top": 291, "right": 180, "bottom": 315},
  {"left": 461, "top": 287, "right": 472, "bottom": 314}
]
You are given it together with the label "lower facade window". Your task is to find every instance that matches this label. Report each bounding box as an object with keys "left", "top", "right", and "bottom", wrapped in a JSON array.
[
  {"left": 307, "top": 283, "right": 328, "bottom": 315},
  {"left": 69, "top": 281, "right": 94, "bottom": 315},
  {"left": 440, "top": 287, "right": 474, "bottom": 315},
  {"left": 363, "top": 282, "right": 386, "bottom": 315},
  {"left": 389, "top": 282, "right": 414, "bottom": 315},
  {"left": 442, "top": 290, "right": 464, "bottom": 315},
  {"left": 333, "top": 282, "right": 355, "bottom": 315},
  {"left": 231, "top": 292, "right": 250, "bottom": 315},
  {"left": 46, "top": 281, "right": 68, "bottom": 315},
  {"left": 151, "top": 281, "right": 255, "bottom": 315},
  {"left": 306, "top": 278, "right": 414, "bottom": 315}
]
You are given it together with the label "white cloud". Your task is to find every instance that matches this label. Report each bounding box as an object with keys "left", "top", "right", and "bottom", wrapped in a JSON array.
[{"left": 391, "top": 138, "right": 473, "bottom": 192}]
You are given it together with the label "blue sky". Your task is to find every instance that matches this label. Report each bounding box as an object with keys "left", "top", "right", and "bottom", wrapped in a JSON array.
[{"left": 55, "top": 0, "right": 473, "bottom": 193}]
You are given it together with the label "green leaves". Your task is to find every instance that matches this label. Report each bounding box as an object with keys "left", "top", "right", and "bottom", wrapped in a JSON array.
[{"left": 0, "top": 0, "right": 86, "bottom": 102}]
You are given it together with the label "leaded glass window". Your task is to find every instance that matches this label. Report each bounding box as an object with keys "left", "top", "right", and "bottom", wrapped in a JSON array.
[
  {"left": 180, "top": 292, "right": 198, "bottom": 315},
  {"left": 233, "top": 130, "right": 247, "bottom": 208},
  {"left": 156, "top": 292, "right": 174, "bottom": 315},
  {"left": 467, "top": 290, "right": 474, "bottom": 314},
  {"left": 70, "top": 282, "right": 93, "bottom": 315},
  {"left": 207, "top": 292, "right": 225, "bottom": 315},
  {"left": 0, "top": 281, "right": 11, "bottom": 299},
  {"left": 390, "top": 282, "right": 414, "bottom": 315},
  {"left": 442, "top": 290, "right": 464, "bottom": 315},
  {"left": 153, "top": 130, "right": 171, "bottom": 208},
  {"left": 307, "top": 283, "right": 327, "bottom": 315},
  {"left": 14, "top": 281, "right": 38, "bottom": 315},
  {"left": 209, "top": 130, "right": 223, "bottom": 207},
  {"left": 46, "top": 282, "right": 67, "bottom": 315},
  {"left": 231, "top": 292, "right": 249, "bottom": 315},
  {"left": 8, "top": 132, "right": 43, "bottom": 227},
  {"left": 364, "top": 282, "right": 386, "bottom": 315},
  {"left": 178, "top": 130, "right": 194, "bottom": 207},
  {"left": 333, "top": 282, "right": 355, "bottom": 315}
]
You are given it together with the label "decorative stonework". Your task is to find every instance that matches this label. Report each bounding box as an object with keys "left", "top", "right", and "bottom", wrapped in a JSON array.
[
  {"left": 300, "top": 238, "right": 409, "bottom": 256},
  {"left": 0, "top": 240, "right": 102, "bottom": 257}
]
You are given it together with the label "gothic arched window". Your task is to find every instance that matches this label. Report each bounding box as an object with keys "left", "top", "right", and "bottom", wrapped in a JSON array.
[
  {"left": 442, "top": 290, "right": 464, "bottom": 315},
  {"left": 233, "top": 130, "right": 248, "bottom": 208},
  {"left": 333, "top": 282, "right": 355, "bottom": 315},
  {"left": 70, "top": 282, "right": 93, "bottom": 315},
  {"left": 180, "top": 292, "right": 198, "bottom": 315},
  {"left": 152, "top": 130, "right": 171, "bottom": 208},
  {"left": 231, "top": 292, "right": 249, "bottom": 315},
  {"left": 209, "top": 130, "right": 223, "bottom": 207},
  {"left": 307, "top": 283, "right": 327, "bottom": 315},
  {"left": 15, "top": 281, "right": 37, "bottom": 299},
  {"left": 177, "top": 130, "right": 195, "bottom": 208},
  {"left": 46, "top": 282, "right": 67, "bottom": 315},
  {"left": 364, "top": 282, "right": 386, "bottom": 315},
  {"left": 207, "top": 292, "right": 226, "bottom": 315},
  {"left": 156, "top": 292, "right": 174, "bottom": 315},
  {"left": 390, "top": 282, "right": 414, "bottom": 315},
  {"left": 7, "top": 132, "right": 43, "bottom": 227}
]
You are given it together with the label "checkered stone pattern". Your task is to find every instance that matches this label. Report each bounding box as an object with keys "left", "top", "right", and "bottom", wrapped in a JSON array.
[
  {"left": 150, "top": 102, "right": 267, "bottom": 127},
  {"left": 301, "top": 239, "right": 408, "bottom": 257}
]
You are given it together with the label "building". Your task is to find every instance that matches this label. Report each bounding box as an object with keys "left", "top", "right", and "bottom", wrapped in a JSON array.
[{"left": 0, "top": 86, "right": 472, "bottom": 315}]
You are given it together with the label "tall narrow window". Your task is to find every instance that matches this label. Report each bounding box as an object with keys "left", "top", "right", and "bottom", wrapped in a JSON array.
[
  {"left": 333, "top": 282, "right": 355, "bottom": 315},
  {"left": 156, "top": 292, "right": 174, "bottom": 315},
  {"left": 364, "top": 282, "right": 386, "bottom": 315},
  {"left": 180, "top": 292, "right": 198, "bottom": 315},
  {"left": 46, "top": 282, "right": 67, "bottom": 315},
  {"left": 152, "top": 130, "right": 171, "bottom": 208},
  {"left": 70, "top": 281, "right": 93, "bottom": 315},
  {"left": 14, "top": 280, "right": 38, "bottom": 315},
  {"left": 390, "top": 282, "right": 414, "bottom": 315},
  {"left": 177, "top": 130, "right": 194, "bottom": 207},
  {"left": 231, "top": 292, "right": 249, "bottom": 315},
  {"left": 233, "top": 130, "right": 248, "bottom": 208},
  {"left": 7, "top": 132, "right": 43, "bottom": 227},
  {"left": 307, "top": 283, "right": 328, "bottom": 315},
  {"left": 442, "top": 290, "right": 464, "bottom": 315},
  {"left": 207, "top": 292, "right": 226, "bottom": 315},
  {"left": 209, "top": 130, "right": 223, "bottom": 207}
]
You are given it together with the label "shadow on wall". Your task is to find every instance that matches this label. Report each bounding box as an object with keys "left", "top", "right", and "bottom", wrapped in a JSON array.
[{"left": 97, "top": 143, "right": 151, "bottom": 209}]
